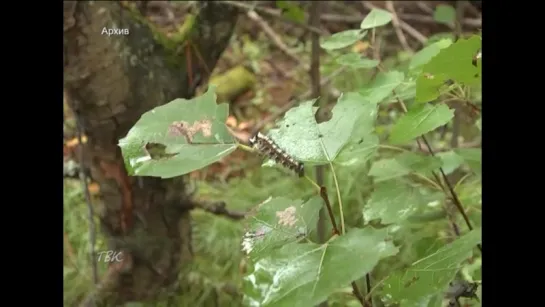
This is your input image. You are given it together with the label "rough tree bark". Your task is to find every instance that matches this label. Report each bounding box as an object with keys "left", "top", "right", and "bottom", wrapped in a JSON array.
[{"left": 63, "top": 1, "right": 238, "bottom": 305}]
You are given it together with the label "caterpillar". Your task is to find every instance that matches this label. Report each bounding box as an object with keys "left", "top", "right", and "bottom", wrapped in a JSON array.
[{"left": 248, "top": 132, "right": 304, "bottom": 177}]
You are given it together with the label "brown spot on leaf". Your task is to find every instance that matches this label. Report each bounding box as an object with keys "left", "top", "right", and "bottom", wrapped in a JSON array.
[
  {"left": 276, "top": 206, "right": 298, "bottom": 227},
  {"left": 168, "top": 119, "right": 213, "bottom": 143}
]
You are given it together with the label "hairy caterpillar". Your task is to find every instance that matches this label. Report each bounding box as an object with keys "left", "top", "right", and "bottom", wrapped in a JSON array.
[{"left": 248, "top": 132, "right": 304, "bottom": 177}]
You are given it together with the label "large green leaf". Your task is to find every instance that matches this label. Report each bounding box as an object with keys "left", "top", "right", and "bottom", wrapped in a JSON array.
[
  {"left": 118, "top": 86, "right": 237, "bottom": 178},
  {"left": 382, "top": 228, "right": 481, "bottom": 305},
  {"left": 242, "top": 196, "right": 322, "bottom": 261},
  {"left": 320, "top": 30, "right": 367, "bottom": 50},
  {"left": 267, "top": 94, "right": 376, "bottom": 165},
  {"left": 360, "top": 8, "right": 393, "bottom": 30},
  {"left": 415, "top": 36, "right": 481, "bottom": 103},
  {"left": 359, "top": 71, "right": 405, "bottom": 104},
  {"left": 243, "top": 228, "right": 398, "bottom": 307},
  {"left": 369, "top": 152, "right": 442, "bottom": 182},
  {"left": 409, "top": 39, "right": 453, "bottom": 71},
  {"left": 389, "top": 104, "right": 454, "bottom": 145},
  {"left": 364, "top": 181, "right": 428, "bottom": 225}
]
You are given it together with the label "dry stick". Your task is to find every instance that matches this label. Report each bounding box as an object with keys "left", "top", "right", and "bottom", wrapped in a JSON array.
[
  {"left": 385, "top": 1, "right": 412, "bottom": 52},
  {"left": 362, "top": 2, "right": 427, "bottom": 45},
  {"left": 75, "top": 113, "right": 99, "bottom": 286},
  {"left": 192, "top": 201, "right": 247, "bottom": 220},
  {"left": 246, "top": 10, "right": 306, "bottom": 69},
  {"left": 221, "top": 0, "right": 326, "bottom": 35}
]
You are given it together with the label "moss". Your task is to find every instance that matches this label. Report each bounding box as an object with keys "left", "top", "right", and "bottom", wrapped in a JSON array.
[{"left": 125, "top": 6, "right": 196, "bottom": 68}]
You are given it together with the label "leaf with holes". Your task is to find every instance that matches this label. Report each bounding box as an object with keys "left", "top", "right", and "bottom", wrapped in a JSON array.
[
  {"left": 360, "top": 8, "right": 393, "bottom": 30},
  {"left": 320, "top": 30, "right": 368, "bottom": 50},
  {"left": 118, "top": 86, "right": 236, "bottom": 178},
  {"left": 389, "top": 104, "right": 454, "bottom": 145},
  {"left": 243, "top": 228, "right": 398, "bottom": 307},
  {"left": 359, "top": 71, "right": 405, "bottom": 104},
  {"left": 382, "top": 228, "right": 481, "bottom": 305},
  {"left": 241, "top": 196, "right": 322, "bottom": 261},
  {"left": 266, "top": 93, "right": 376, "bottom": 166},
  {"left": 336, "top": 53, "right": 380, "bottom": 69},
  {"left": 369, "top": 152, "right": 442, "bottom": 182},
  {"left": 415, "top": 35, "right": 481, "bottom": 103}
]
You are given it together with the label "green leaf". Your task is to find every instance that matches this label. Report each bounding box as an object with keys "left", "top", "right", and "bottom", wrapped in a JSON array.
[
  {"left": 242, "top": 196, "right": 322, "bottom": 260},
  {"left": 334, "top": 92, "right": 379, "bottom": 166},
  {"left": 336, "top": 53, "right": 379, "bottom": 69},
  {"left": 360, "top": 8, "right": 393, "bottom": 30},
  {"left": 437, "top": 151, "right": 464, "bottom": 175},
  {"left": 455, "top": 148, "right": 481, "bottom": 175},
  {"left": 320, "top": 30, "right": 367, "bottom": 50},
  {"left": 409, "top": 39, "right": 453, "bottom": 71},
  {"left": 382, "top": 228, "right": 481, "bottom": 305},
  {"left": 359, "top": 71, "right": 405, "bottom": 104},
  {"left": 389, "top": 104, "right": 454, "bottom": 145},
  {"left": 118, "top": 86, "right": 237, "bottom": 178},
  {"left": 415, "top": 36, "right": 481, "bottom": 103},
  {"left": 383, "top": 78, "right": 417, "bottom": 104},
  {"left": 363, "top": 181, "right": 427, "bottom": 224},
  {"left": 476, "top": 117, "right": 481, "bottom": 131},
  {"left": 433, "top": 5, "right": 456, "bottom": 26},
  {"left": 369, "top": 152, "right": 442, "bottom": 182},
  {"left": 276, "top": 1, "right": 306, "bottom": 23},
  {"left": 267, "top": 94, "right": 377, "bottom": 164},
  {"left": 243, "top": 228, "right": 399, "bottom": 307}
]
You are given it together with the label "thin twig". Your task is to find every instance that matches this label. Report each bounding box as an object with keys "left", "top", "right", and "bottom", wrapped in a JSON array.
[
  {"left": 221, "top": 0, "right": 326, "bottom": 35},
  {"left": 75, "top": 113, "right": 98, "bottom": 286},
  {"left": 365, "top": 274, "right": 373, "bottom": 307},
  {"left": 246, "top": 10, "right": 305, "bottom": 67},
  {"left": 320, "top": 13, "right": 481, "bottom": 28},
  {"left": 385, "top": 1, "right": 412, "bottom": 52},
  {"left": 192, "top": 201, "right": 247, "bottom": 220}
]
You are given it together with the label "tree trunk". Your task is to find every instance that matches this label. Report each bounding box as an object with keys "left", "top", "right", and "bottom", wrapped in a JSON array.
[{"left": 63, "top": 1, "right": 238, "bottom": 305}]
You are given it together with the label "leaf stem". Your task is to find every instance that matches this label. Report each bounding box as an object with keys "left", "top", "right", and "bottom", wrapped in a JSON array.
[{"left": 237, "top": 143, "right": 255, "bottom": 152}]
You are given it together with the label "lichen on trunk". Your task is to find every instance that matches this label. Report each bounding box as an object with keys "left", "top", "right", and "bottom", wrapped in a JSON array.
[{"left": 63, "top": 1, "right": 238, "bottom": 305}]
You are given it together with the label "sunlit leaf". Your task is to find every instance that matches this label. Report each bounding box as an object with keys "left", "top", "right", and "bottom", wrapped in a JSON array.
[
  {"left": 409, "top": 39, "right": 453, "bottom": 71},
  {"left": 364, "top": 181, "right": 427, "bottom": 224}
]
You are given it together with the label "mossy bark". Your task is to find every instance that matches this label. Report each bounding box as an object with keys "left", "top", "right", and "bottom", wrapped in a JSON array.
[{"left": 63, "top": 1, "right": 238, "bottom": 305}]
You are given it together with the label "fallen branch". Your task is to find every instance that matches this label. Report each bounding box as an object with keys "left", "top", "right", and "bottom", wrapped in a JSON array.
[
  {"left": 221, "top": 0, "right": 326, "bottom": 35},
  {"left": 192, "top": 201, "right": 247, "bottom": 220},
  {"left": 385, "top": 1, "right": 412, "bottom": 52}
]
